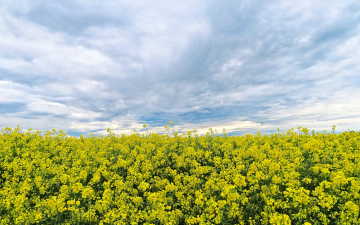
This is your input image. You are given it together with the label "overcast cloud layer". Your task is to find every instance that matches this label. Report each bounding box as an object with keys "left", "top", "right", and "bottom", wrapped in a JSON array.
[{"left": 0, "top": 0, "right": 360, "bottom": 135}]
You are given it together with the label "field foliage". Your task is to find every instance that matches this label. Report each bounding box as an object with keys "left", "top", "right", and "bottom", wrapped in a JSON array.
[{"left": 0, "top": 127, "right": 359, "bottom": 224}]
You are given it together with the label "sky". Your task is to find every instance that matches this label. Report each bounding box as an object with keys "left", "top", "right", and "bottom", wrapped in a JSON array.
[{"left": 0, "top": 0, "right": 360, "bottom": 135}]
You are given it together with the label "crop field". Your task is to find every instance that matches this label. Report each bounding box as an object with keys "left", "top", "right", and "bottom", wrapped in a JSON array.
[{"left": 0, "top": 127, "right": 359, "bottom": 225}]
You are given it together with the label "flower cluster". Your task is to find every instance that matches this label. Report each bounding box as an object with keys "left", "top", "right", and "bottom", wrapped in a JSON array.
[{"left": 0, "top": 127, "right": 359, "bottom": 224}]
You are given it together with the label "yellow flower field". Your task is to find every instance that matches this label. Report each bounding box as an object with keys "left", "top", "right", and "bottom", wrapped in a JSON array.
[{"left": 0, "top": 127, "right": 359, "bottom": 224}]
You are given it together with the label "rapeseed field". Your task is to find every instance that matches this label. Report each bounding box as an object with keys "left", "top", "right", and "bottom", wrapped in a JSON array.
[{"left": 0, "top": 127, "right": 359, "bottom": 224}]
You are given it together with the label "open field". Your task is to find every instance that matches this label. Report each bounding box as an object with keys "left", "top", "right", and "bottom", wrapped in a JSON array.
[{"left": 0, "top": 128, "right": 359, "bottom": 225}]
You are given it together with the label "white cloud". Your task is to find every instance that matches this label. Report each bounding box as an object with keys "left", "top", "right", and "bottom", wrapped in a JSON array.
[
  {"left": 70, "top": 115, "right": 144, "bottom": 134},
  {"left": 0, "top": 80, "right": 31, "bottom": 103},
  {"left": 0, "top": 80, "right": 103, "bottom": 130},
  {"left": 0, "top": 11, "right": 121, "bottom": 79},
  {"left": 176, "top": 120, "right": 262, "bottom": 135},
  {"left": 88, "top": 119, "right": 262, "bottom": 136},
  {"left": 259, "top": 88, "right": 360, "bottom": 131},
  {"left": 27, "top": 99, "right": 102, "bottom": 120}
]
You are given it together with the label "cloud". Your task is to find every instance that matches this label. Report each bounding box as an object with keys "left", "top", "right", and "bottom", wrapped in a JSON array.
[
  {"left": 259, "top": 87, "right": 360, "bottom": 129},
  {"left": 175, "top": 120, "right": 262, "bottom": 135},
  {"left": 0, "top": 0, "right": 359, "bottom": 134},
  {"left": 91, "top": 119, "right": 262, "bottom": 136},
  {"left": 0, "top": 13, "right": 121, "bottom": 80}
]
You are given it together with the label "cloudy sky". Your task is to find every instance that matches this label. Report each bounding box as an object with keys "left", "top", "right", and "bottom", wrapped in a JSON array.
[{"left": 0, "top": 0, "right": 360, "bottom": 135}]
